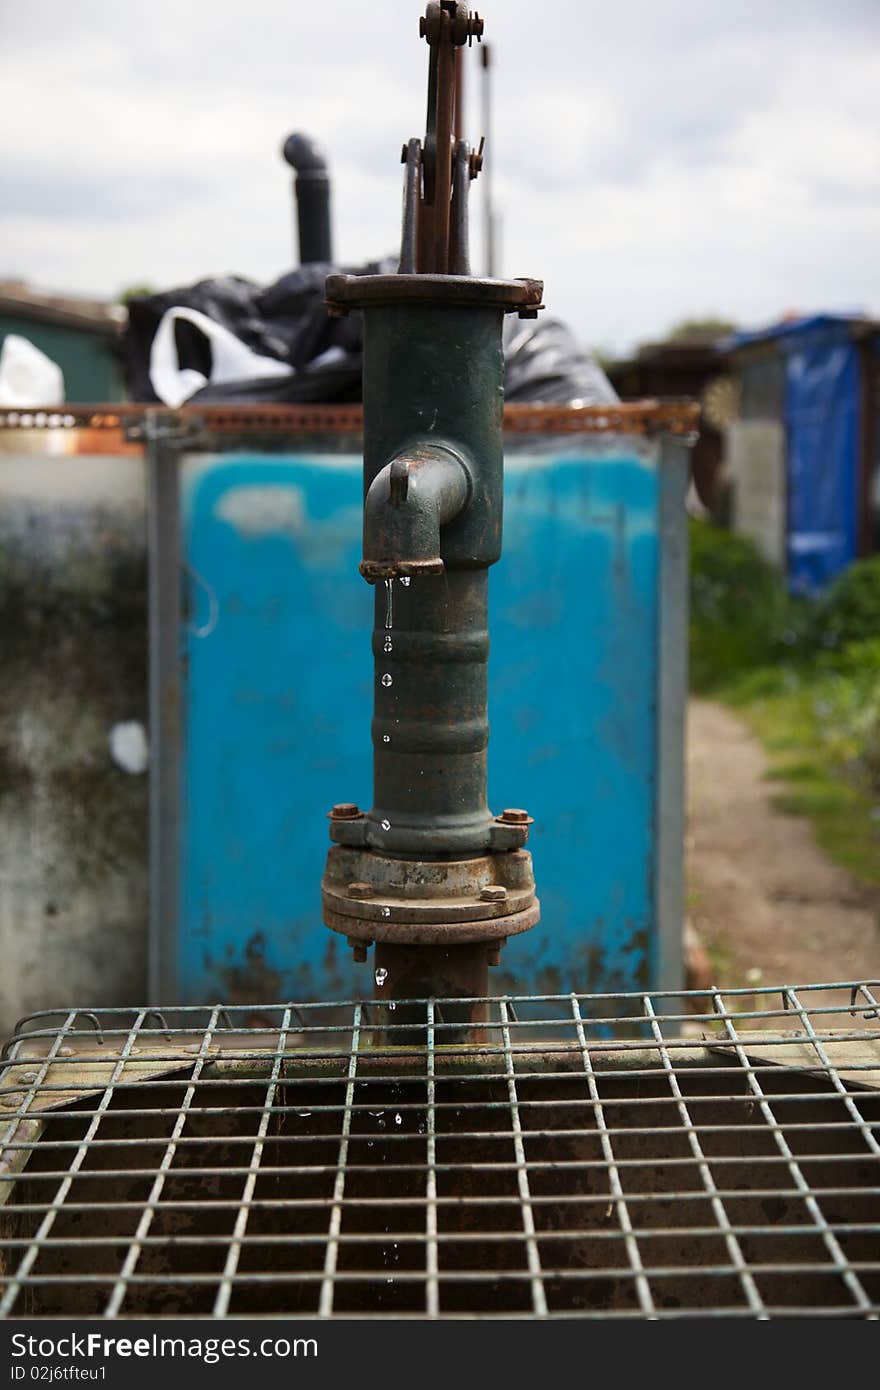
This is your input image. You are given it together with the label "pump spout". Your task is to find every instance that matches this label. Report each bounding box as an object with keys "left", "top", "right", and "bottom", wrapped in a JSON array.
[{"left": 359, "top": 443, "right": 470, "bottom": 583}]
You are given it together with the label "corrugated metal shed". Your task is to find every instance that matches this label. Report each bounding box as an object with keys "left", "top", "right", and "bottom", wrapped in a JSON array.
[{"left": 725, "top": 315, "right": 880, "bottom": 593}]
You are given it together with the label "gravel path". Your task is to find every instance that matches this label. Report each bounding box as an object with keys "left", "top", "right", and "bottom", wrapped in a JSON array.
[{"left": 686, "top": 698, "right": 880, "bottom": 989}]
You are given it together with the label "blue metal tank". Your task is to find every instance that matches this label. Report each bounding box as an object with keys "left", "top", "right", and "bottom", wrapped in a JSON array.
[{"left": 150, "top": 404, "right": 689, "bottom": 1006}]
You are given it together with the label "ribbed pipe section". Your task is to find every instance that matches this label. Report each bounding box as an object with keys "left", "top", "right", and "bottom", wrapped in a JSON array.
[{"left": 366, "top": 569, "right": 492, "bottom": 854}]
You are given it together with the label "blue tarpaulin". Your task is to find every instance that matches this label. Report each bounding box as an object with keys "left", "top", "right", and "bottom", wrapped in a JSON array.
[{"left": 730, "top": 315, "right": 862, "bottom": 594}]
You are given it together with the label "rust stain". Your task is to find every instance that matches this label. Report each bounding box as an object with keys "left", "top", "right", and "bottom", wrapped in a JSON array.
[{"left": 217, "top": 932, "right": 284, "bottom": 1013}]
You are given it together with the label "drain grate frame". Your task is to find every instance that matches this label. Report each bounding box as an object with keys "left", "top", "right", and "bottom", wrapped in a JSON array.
[{"left": 1, "top": 982, "right": 879, "bottom": 1320}]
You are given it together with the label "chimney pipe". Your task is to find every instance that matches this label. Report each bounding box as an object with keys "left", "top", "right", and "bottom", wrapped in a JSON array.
[{"left": 281, "top": 132, "right": 334, "bottom": 265}]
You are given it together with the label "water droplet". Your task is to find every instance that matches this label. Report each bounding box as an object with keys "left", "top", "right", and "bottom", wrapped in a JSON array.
[
  {"left": 384, "top": 577, "right": 394, "bottom": 629},
  {"left": 369, "top": 1109, "right": 384, "bottom": 1117},
  {"left": 380, "top": 818, "right": 391, "bottom": 831},
  {"left": 375, "top": 967, "right": 388, "bottom": 987},
  {"left": 400, "top": 576, "right": 411, "bottom": 587},
  {"left": 394, "top": 1112, "right": 402, "bottom": 1126},
  {"left": 383, "top": 734, "right": 390, "bottom": 744},
  {"left": 388, "top": 1001, "right": 396, "bottom": 1011},
  {"left": 297, "top": 1111, "right": 312, "bottom": 1118},
  {"left": 381, "top": 906, "right": 391, "bottom": 918},
  {"left": 381, "top": 673, "right": 393, "bottom": 688}
]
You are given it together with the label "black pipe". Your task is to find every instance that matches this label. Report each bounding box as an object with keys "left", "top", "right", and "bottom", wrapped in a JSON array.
[{"left": 281, "top": 132, "right": 333, "bottom": 265}]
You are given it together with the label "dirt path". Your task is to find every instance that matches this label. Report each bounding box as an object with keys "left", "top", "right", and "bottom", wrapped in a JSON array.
[{"left": 686, "top": 698, "right": 880, "bottom": 989}]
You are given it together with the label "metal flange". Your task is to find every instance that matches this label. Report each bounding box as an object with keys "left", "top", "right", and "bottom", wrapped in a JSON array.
[
  {"left": 324, "top": 901, "right": 540, "bottom": 948},
  {"left": 322, "top": 843, "right": 539, "bottom": 946},
  {"left": 325, "top": 273, "right": 544, "bottom": 315}
]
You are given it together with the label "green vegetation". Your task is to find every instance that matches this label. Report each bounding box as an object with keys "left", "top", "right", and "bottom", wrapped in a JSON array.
[
  {"left": 666, "top": 316, "right": 737, "bottom": 343},
  {"left": 689, "top": 521, "right": 880, "bottom": 886},
  {"left": 118, "top": 284, "right": 155, "bottom": 304},
  {"left": 812, "top": 557, "right": 880, "bottom": 651}
]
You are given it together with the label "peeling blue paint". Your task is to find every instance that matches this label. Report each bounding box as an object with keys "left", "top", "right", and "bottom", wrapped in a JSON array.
[{"left": 178, "top": 444, "right": 662, "bottom": 1003}]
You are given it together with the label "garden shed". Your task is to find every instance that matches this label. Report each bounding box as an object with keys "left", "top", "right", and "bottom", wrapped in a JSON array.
[{"left": 725, "top": 314, "right": 879, "bottom": 594}]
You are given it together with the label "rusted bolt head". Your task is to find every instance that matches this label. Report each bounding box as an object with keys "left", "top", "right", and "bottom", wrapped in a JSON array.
[
  {"left": 329, "top": 803, "right": 361, "bottom": 820},
  {"left": 499, "top": 808, "right": 530, "bottom": 824},
  {"left": 348, "top": 881, "right": 375, "bottom": 900},
  {"left": 0, "top": 1093, "right": 24, "bottom": 1108},
  {"left": 421, "top": 7, "right": 442, "bottom": 42},
  {"left": 487, "top": 945, "right": 501, "bottom": 966},
  {"left": 349, "top": 940, "right": 369, "bottom": 963},
  {"left": 480, "top": 885, "right": 507, "bottom": 902},
  {"left": 17, "top": 1071, "right": 38, "bottom": 1084}
]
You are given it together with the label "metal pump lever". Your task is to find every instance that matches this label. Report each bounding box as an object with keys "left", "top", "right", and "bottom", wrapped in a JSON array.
[{"left": 399, "top": 2, "right": 484, "bottom": 275}]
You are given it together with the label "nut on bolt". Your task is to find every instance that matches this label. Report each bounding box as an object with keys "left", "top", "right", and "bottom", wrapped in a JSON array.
[
  {"left": 498, "top": 808, "right": 532, "bottom": 825},
  {"left": 329, "top": 803, "right": 362, "bottom": 821},
  {"left": 480, "top": 885, "right": 507, "bottom": 902},
  {"left": 348, "top": 938, "right": 371, "bottom": 963},
  {"left": 348, "top": 881, "right": 375, "bottom": 899},
  {"left": 421, "top": 4, "right": 483, "bottom": 44}
]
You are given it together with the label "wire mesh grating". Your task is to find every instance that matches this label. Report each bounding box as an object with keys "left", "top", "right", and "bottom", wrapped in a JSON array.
[{"left": 1, "top": 982, "right": 878, "bottom": 1319}]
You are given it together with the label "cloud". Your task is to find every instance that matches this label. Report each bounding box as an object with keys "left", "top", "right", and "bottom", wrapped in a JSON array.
[{"left": 1, "top": 0, "right": 877, "bottom": 353}]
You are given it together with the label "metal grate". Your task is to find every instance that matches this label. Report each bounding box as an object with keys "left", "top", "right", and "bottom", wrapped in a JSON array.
[{"left": 1, "top": 982, "right": 878, "bottom": 1320}]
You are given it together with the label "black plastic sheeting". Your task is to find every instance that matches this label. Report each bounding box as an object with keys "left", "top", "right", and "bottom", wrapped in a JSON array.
[{"left": 123, "top": 263, "right": 617, "bottom": 408}]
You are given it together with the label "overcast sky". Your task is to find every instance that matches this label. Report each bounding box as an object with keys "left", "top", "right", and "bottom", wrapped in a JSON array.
[{"left": 2, "top": 0, "right": 878, "bottom": 354}]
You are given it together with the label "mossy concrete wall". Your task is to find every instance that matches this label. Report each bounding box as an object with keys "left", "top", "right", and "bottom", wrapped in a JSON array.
[{"left": 0, "top": 449, "right": 148, "bottom": 1037}]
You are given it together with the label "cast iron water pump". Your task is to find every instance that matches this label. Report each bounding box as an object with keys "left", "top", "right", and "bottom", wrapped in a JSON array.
[{"left": 322, "top": 2, "right": 542, "bottom": 1030}]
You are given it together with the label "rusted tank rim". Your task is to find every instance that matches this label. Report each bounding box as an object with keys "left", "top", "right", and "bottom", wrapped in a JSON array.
[{"left": 0, "top": 400, "right": 700, "bottom": 436}]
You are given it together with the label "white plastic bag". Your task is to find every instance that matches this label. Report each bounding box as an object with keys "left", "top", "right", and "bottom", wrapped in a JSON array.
[
  {"left": 0, "top": 334, "right": 65, "bottom": 406},
  {"left": 149, "top": 305, "right": 293, "bottom": 407}
]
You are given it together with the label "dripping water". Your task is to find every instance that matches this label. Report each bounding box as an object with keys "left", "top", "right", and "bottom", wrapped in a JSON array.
[{"left": 384, "top": 577, "right": 394, "bottom": 629}]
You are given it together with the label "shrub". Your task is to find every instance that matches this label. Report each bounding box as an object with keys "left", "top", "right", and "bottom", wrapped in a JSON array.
[
  {"left": 688, "top": 520, "right": 792, "bottom": 690},
  {"left": 812, "top": 555, "right": 880, "bottom": 651},
  {"left": 811, "top": 639, "right": 880, "bottom": 795}
]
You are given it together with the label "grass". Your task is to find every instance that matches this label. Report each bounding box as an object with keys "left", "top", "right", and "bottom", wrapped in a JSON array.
[
  {"left": 688, "top": 520, "right": 880, "bottom": 895},
  {"left": 722, "top": 676, "right": 880, "bottom": 889}
]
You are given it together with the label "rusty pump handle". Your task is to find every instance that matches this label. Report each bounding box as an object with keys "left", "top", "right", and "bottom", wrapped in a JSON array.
[{"left": 408, "top": 3, "right": 484, "bottom": 275}]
